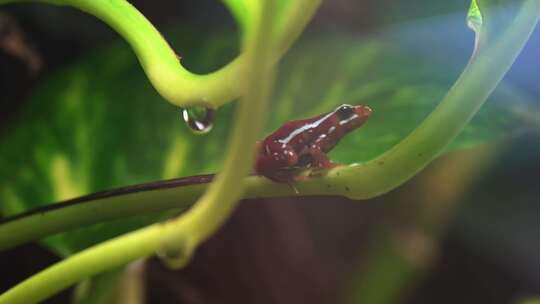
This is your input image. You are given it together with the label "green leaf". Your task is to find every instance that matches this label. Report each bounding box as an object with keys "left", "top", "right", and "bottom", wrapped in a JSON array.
[
  {"left": 467, "top": 0, "right": 483, "bottom": 33},
  {"left": 0, "top": 19, "right": 535, "bottom": 254},
  {"left": 468, "top": 0, "right": 533, "bottom": 51}
]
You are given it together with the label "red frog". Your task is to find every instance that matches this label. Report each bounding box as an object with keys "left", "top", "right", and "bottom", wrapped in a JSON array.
[{"left": 255, "top": 104, "right": 372, "bottom": 183}]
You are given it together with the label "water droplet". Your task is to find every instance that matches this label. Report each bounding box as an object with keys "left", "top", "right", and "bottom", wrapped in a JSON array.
[{"left": 181, "top": 106, "right": 215, "bottom": 134}]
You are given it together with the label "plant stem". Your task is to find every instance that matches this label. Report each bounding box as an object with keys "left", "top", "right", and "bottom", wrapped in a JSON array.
[
  {"left": 0, "top": 1, "right": 277, "bottom": 303},
  {"left": 325, "top": 0, "right": 540, "bottom": 199},
  {"left": 0, "top": 0, "right": 320, "bottom": 107},
  {"left": 157, "top": 1, "right": 277, "bottom": 267},
  {"left": 1, "top": 226, "right": 161, "bottom": 304},
  {"left": 0, "top": 175, "right": 301, "bottom": 252}
]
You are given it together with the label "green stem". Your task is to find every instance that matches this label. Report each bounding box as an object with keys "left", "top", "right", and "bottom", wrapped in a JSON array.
[
  {"left": 0, "top": 0, "right": 319, "bottom": 107},
  {"left": 325, "top": 0, "right": 540, "bottom": 199},
  {"left": 158, "top": 1, "right": 277, "bottom": 266},
  {"left": 0, "top": 176, "right": 298, "bottom": 251},
  {"left": 2, "top": 225, "right": 161, "bottom": 304},
  {"left": 0, "top": 1, "right": 277, "bottom": 303}
]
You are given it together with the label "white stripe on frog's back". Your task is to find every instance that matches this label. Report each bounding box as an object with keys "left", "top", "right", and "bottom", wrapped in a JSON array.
[{"left": 277, "top": 112, "right": 334, "bottom": 146}]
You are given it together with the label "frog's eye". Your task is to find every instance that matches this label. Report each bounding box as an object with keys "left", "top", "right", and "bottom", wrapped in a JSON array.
[{"left": 336, "top": 104, "right": 355, "bottom": 120}]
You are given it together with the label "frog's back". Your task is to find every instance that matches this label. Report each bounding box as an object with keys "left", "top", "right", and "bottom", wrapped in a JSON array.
[{"left": 265, "top": 112, "right": 330, "bottom": 143}]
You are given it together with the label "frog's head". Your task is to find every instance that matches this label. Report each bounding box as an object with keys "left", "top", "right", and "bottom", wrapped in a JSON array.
[{"left": 334, "top": 104, "right": 372, "bottom": 132}]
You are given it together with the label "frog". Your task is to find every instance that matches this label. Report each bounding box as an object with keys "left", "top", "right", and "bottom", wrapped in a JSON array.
[{"left": 254, "top": 104, "right": 372, "bottom": 183}]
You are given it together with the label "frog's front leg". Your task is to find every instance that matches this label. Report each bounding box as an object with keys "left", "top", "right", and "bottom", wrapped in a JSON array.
[{"left": 305, "top": 146, "right": 337, "bottom": 169}]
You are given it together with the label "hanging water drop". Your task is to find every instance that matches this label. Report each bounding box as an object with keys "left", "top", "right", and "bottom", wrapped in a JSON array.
[{"left": 181, "top": 106, "right": 215, "bottom": 134}]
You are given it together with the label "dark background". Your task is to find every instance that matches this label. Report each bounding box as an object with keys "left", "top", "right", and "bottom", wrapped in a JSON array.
[{"left": 1, "top": 1, "right": 540, "bottom": 303}]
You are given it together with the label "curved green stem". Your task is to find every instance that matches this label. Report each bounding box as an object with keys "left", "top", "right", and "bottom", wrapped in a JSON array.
[
  {"left": 1, "top": 225, "right": 162, "bottom": 304},
  {"left": 0, "top": 0, "right": 320, "bottom": 107},
  {"left": 325, "top": 0, "right": 540, "bottom": 199},
  {"left": 0, "top": 1, "right": 277, "bottom": 303},
  {"left": 157, "top": 1, "right": 277, "bottom": 266}
]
